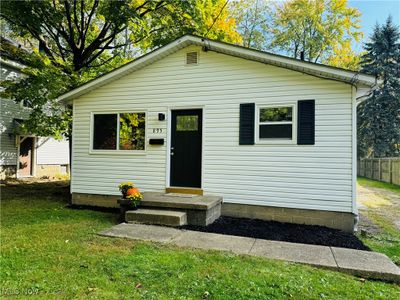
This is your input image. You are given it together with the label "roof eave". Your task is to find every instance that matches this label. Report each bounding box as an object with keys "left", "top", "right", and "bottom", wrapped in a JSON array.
[
  {"left": 195, "top": 36, "right": 376, "bottom": 88},
  {"left": 58, "top": 34, "right": 376, "bottom": 103},
  {"left": 58, "top": 35, "right": 195, "bottom": 103}
]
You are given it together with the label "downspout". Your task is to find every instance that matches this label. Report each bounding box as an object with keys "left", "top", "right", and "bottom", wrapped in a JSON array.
[
  {"left": 356, "top": 83, "right": 379, "bottom": 107},
  {"left": 351, "top": 86, "right": 358, "bottom": 223},
  {"left": 69, "top": 103, "right": 73, "bottom": 203}
]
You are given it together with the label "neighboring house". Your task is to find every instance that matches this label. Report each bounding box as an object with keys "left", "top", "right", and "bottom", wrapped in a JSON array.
[
  {"left": 59, "top": 35, "right": 375, "bottom": 232},
  {"left": 0, "top": 39, "right": 70, "bottom": 180}
]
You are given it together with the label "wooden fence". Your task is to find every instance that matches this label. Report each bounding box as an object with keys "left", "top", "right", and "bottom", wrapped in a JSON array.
[{"left": 358, "top": 157, "right": 400, "bottom": 186}]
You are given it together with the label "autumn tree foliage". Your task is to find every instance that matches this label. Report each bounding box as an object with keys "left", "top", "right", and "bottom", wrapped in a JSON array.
[
  {"left": 192, "top": 0, "right": 242, "bottom": 44},
  {"left": 324, "top": 41, "right": 363, "bottom": 71},
  {"left": 230, "top": 0, "right": 270, "bottom": 50},
  {"left": 270, "top": 0, "right": 362, "bottom": 63},
  {"left": 0, "top": 0, "right": 241, "bottom": 138}
]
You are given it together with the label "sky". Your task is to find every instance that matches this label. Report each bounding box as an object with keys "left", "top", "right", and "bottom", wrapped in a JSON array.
[
  {"left": 348, "top": 0, "right": 400, "bottom": 51},
  {"left": 272, "top": 0, "right": 400, "bottom": 52}
]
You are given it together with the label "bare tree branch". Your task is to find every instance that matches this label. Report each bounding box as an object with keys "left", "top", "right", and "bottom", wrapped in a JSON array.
[
  {"left": 73, "top": 0, "right": 81, "bottom": 37},
  {"left": 63, "top": 0, "right": 76, "bottom": 52},
  {"left": 79, "top": 0, "right": 85, "bottom": 48},
  {"left": 82, "top": 0, "right": 99, "bottom": 49}
]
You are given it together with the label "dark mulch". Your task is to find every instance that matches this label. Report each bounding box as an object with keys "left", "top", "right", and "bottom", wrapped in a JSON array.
[{"left": 181, "top": 216, "right": 370, "bottom": 251}]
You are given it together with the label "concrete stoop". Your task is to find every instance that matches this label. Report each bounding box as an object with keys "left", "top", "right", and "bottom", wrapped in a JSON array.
[
  {"left": 99, "top": 223, "right": 400, "bottom": 284},
  {"left": 126, "top": 209, "right": 187, "bottom": 227},
  {"left": 125, "top": 192, "right": 222, "bottom": 227}
]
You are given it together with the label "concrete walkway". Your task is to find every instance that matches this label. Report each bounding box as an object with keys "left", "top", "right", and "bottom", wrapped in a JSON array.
[{"left": 99, "top": 223, "right": 400, "bottom": 283}]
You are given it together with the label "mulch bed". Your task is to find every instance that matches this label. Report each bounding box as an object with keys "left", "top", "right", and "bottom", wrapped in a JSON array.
[{"left": 181, "top": 216, "right": 370, "bottom": 250}]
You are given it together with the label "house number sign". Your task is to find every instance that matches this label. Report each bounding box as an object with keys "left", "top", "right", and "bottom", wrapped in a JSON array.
[{"left": 152, "top": 128, "right": 163, "bottom": 134}]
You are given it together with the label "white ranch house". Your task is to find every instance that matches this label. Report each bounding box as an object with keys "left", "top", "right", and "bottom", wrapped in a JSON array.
[{"left": 59, "top": 35, "right": 376, "bottom": 232}]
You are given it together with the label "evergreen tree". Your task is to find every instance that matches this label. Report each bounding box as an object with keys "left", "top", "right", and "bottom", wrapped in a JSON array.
[{"left": 358, "top": 16, "right": 400, "bottom": 158}]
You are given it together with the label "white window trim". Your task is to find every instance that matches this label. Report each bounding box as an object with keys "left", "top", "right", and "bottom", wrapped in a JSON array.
[
  {"left": 89, "top": 111, "right": 147, "bottom": 155},
  {"left": 255, "top": 103, "right": 297, "bottom": 145}
]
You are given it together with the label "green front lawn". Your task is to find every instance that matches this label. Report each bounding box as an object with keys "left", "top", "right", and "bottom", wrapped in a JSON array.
[{"left": 1, "top": 181, "right": 399, "bottom": 299}]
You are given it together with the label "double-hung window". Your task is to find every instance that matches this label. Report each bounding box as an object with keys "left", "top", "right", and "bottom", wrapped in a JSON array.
[
  {"left": 257, "top": 105, "right": 295, "bottom": 143},
  {"left": 92, "top": 112, "right": 146, "bottom": 151}
]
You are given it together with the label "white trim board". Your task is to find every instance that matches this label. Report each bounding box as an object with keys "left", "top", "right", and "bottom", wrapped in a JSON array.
[{"left": 58, "top": 35, "right": 377, "bottom": 103}]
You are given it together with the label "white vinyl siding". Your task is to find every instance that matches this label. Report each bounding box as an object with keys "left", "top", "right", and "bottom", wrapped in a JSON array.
[
  {"left": 71, "top": 45, "right": 354, "bottom": 213},
  {"left": 36, "top": 137, "right": 70, "bottom": 165},
  {"left": 0, "top": 98, "right": 30, "bottom": 166}
]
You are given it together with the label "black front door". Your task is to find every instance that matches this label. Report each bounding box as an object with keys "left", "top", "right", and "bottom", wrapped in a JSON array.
[{"left": 170, "top": 109, "right": 202, "bottom": 188}]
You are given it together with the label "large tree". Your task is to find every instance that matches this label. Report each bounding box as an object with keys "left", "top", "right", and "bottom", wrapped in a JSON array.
[
  {"left": 323, "top": 40, "right": 363, "bottom": 71},
  {"left": 0, "top": 0, "right": 240, "bottom": 138},
  {"left": 130, "top": 0, "right": 242, "bottom": 52},
  {"left": 230, "top": 0, "right": 270, "bottom": 50},
  {"left": 358, "top": 17, "right": 400, "bottom": 158},
  {"left": 0, "top": 0, "right": 181, "bottom": 138},
  {"left": 1, "top": 0, "right": 178, "bottom": 73},
  {"left": 270, "top": 0, "right": 362, "bottom": 63}
]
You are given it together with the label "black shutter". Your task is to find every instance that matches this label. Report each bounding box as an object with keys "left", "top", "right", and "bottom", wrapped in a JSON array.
[
  {"left": 239, "top": 103, "right": 255, "bottom": 145},
  {"left": 297, "top": 100, "right": 315, "bottom": 145}
]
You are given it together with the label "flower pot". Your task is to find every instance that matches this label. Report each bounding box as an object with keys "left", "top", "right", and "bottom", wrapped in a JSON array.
[{"left": 117, "top": 198, "right": 139, "bottom": 222}]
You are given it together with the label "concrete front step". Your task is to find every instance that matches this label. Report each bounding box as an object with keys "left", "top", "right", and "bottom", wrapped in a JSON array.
[
  {"left": 126, "top": 209, "right": 188, "bottom": 227},
  {"left": 141, "top": 192, "right": 223, "bottom": 226},
  {"left": 142, "top": 192, "right": 222, "bottom": 210}
]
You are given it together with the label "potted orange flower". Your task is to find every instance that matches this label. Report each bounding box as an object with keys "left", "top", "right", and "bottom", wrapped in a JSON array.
[
  {"left": 117, "top": 182, "right": 143, "bottom": 220},
  {"left": 118, "top": 182, "right": 135, "bottom": 199}
]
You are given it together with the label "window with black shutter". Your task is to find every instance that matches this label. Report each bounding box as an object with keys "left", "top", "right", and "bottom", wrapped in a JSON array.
[{"left": 240, "top": 100, "right": 315, "bottom": 145}]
